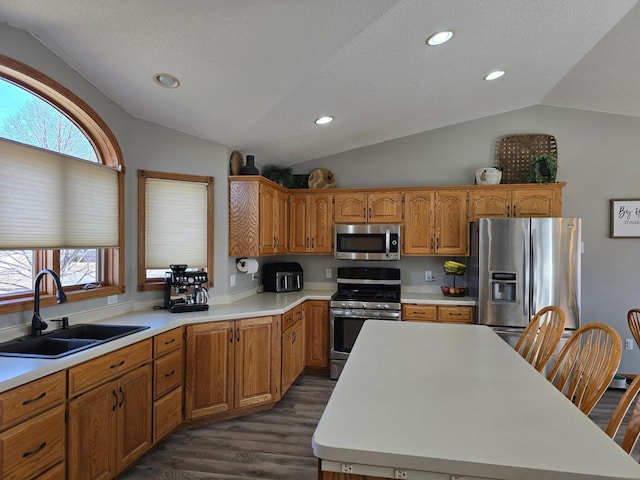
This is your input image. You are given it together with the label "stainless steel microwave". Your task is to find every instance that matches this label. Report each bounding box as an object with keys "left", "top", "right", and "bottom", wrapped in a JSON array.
[{"left": 334, "top": 224, "right": 400, "bottom": 260}]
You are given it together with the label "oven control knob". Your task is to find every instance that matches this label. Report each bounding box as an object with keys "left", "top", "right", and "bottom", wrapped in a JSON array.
[
  {"left": 383, "top": 304, "right": 389, "bottom": 309},
  {"left": 376, "top": 304, "right": 382, "bottom": 309},
  {"left": 347, "top": 303, "right": 354, "bottom": 309},
  {"left": 361, "top": 303, "right": 368, "bottom": 309}
]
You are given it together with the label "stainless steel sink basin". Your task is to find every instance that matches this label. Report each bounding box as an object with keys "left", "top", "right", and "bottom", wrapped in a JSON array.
[{"left": 0, "top": 324, "right": 150, "bottom": 359}]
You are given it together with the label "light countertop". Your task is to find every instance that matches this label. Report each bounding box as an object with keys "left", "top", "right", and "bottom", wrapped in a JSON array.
[
  {"left": 0, "top": 289, "right": 474, "bottom": 394},
  {"left": 312, "top": 322, "right": 640, "bottom": 479}
]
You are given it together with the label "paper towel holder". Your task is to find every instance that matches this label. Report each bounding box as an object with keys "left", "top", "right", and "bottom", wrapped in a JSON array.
[
  {"left": 236, "top": 258, "right": 248, "bottom": 272},
  {"left": 236, "top": 258, "right": 259, "bottom": 279}
]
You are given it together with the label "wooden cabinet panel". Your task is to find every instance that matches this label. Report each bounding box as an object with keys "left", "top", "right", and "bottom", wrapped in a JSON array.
[
  {"left": 67, "top": 365, "right": 152, "bottom": 480},
  {"left": 402, "top": 304, "right": 437, "bottom": 321},
  {"left": 289, "top": 192, "right": 334, "bottom": 253},
  {"left": 434, "top": 190, "right": 468, "bottom": 255},
  {"left": 153, "top": 386, "right": 182, "bottom": 443},
  {"left": 402, "top": 304, "right": 474, "bottom": 324},
  {"left": 403, "top": 190, "right": 468, "bottom": 256},
  {"left": 67, "top": 381, "right": 117, "bottom": 480},
  {"left": 185, "top": 321, "right": 234, "bottom": 419},
  {"left": 0, "top": 405, "right": 65, "bottom": 480},
  {"left": 185, "top": 316, "right": 279, "bottom": 420},
  {"left": 68, "top": 340, "right": 152, "bottom": 397},
  {"left": 438, "top": 306, "right": 473, "bottom": 323},
  {"left": 34, "top": 461, "right": 65, "bottom": 480},
  {"left": 153, "top": 348, "right": 183, "bottom": 399},
  {"left": 235, "top": 316, "right": 279, "bottom": 409},
  {"left": 468, "top": 189, "right": 511, "bottom": 221},
  {"left": 229, "top": 179, "right": 261, "bottom": 257},
  {"left": 0, "top": 371, "right": 65, "bottom": 431},
  {"left": 282, "top": 321, "right": 304, "bottom": 395},
  {"left": 403, "top": 191, "right": 435, "bottom": 254},
  {"left": 116, "top": 365, "right": 152, "bottom": 472},
  {"left": 334, "top": 192, "right": 366, "bottom": 223},
  {"left": 335, "top": 192, "right": 402, "bottom": 223},
  {"left": 512, "top": 188, "right": 560, "bottom": 217},
  {"left": 304, "top": 300, "right": 330, "bottom": 368},
  {"left": 153, "top": 327, "right": 183, "bottom": 357},
  {"left": 469, "top": 185, "right": 563, "bottom": 221}
]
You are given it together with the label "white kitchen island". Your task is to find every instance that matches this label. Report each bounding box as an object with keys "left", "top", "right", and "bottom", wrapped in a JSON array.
[{"left": 312, "top": 321, "right": 640, "bottom": 480}]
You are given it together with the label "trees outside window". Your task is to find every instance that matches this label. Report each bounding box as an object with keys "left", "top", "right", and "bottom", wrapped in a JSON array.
[{"left": 0, "top": 54, "right": 124, "bottom": 313}]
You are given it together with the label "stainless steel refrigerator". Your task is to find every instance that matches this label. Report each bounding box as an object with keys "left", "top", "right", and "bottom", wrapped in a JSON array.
[{"left": 468, "top": 217, "right": 581, "bottom": 347}]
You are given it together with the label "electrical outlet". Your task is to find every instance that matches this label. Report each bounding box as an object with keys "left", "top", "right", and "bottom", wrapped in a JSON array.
[
  {"left": 394, "top": 469, "right": 407, "bottom": 479},
  {"left": 424, "top": 270, "right": 433, "bottom": 282},
  {"left": 107, "top": 295, "right": 117, "bottom": 305},
  {"left": 341, "top": 464, "right": 353, "bottom": 473},
  {"left": 626, "top": 338, "right": 634, "bottom": 350},
  {"left": 230, "top": 274, "right": 236, "bottom": 287},
  {"left": 326, "top": 268, "right": 332, "bottom": 279}
]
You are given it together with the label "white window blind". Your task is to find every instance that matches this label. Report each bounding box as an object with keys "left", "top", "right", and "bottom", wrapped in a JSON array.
[
  {"left": 0, "top": 138, "right": 119, "bottom": 249},
  {"left": 145, "top": 177, "right": 208, "bottom": 269}
]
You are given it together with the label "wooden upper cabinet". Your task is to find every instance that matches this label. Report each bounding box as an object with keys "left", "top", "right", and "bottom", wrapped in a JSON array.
[
  {"left": 403, "top": 190, "right": 468, "bottom": 256},
  {"left": 289, "top": 192, "right": 333, "bottom": 254},
  {"left": 334, "top": 192, "right": 402, "bottom": 223},
  {"left": 435, "top": 190, "right": 468, "bottom": 255},
  {"left": 229, "top": 177, "right": 288, "bottom": 257},
  {"left": 403, "top": 191, "right": 435, "bottom": 255},
  {"left": 468, "top": 184, "right": 563, "bottom": 221}
]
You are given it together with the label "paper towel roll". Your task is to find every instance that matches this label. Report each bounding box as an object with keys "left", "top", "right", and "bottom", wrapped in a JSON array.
[{"left": 237, "top": 258, "right": 259, "bottom": 274}]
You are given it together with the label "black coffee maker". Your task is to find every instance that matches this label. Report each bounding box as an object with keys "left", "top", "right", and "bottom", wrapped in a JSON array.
[{"left": 164, "top": 264, "right": 209, "bottom": 313}]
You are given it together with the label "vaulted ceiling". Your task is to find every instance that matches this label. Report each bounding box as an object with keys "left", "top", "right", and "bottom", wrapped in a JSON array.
[{"left": 1, "top": 0, "right": 638, "bottom": 165}]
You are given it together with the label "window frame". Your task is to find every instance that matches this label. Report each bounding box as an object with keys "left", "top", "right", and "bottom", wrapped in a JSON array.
[
  {"left": 0, "top": 54, "right": 124, "bottom": 314},
  {"left": 137, "top": 169, "right": 214, "bottom": 292}
]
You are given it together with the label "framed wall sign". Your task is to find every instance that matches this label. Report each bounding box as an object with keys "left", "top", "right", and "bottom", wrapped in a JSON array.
[{"left": 610, "top": 199, "right": 640, "bottom": 238}]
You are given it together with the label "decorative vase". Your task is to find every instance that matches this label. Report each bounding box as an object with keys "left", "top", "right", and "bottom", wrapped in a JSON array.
[
  {"left": 229, "top": 151, "right": 243, "bottom": 175},
  {"left": 240, "top": 155, "right": 259, "bottom": 175}
]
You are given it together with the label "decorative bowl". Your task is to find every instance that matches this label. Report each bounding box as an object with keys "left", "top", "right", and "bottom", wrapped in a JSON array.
[{"left": 476, "top": 168, "right": 502, "bottom": 185}]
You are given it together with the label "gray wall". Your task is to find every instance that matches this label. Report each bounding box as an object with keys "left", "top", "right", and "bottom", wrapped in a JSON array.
[
  {"left": 294, "top": 105, "right": 640, "bottom": 373},
  {"left": 3, "top": 23, "right": 640, "bottom": 373}
]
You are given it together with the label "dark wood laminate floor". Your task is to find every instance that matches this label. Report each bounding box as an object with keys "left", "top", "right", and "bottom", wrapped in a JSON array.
[{"left": 118, "top": 376, "right": 638, "bottom": 480}]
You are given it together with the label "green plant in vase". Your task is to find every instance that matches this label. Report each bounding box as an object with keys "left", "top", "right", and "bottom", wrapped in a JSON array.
[{"left": 262, "top": 164, "right": 294, "bottom": 188}]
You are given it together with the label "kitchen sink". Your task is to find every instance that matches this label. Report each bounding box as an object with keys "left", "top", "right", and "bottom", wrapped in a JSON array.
[{"left": 0, "top": 324, "right": 150, "bottom": 359}]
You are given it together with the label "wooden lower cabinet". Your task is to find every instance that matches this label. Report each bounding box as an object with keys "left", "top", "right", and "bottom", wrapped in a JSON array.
[
  {"left": 67, "top": 364, "right": 152, "bottom": 480},
  {"left": 304, "top": 300, "right": 330, "bottom": 369},
  {"left": 402, "top": 303, "right": 474, "bottom": 324},
  {"left": 184, "top": 316, "right": 280, "bottom": 420},
  {"left": 282, "top": 315, "right": 304, "bottom": 395},
  {"left": 0, "top": 405, "right": 65, "bottom": 480},
  {"left": 152, "top": 327, "right": 184, "bottom": 444}
]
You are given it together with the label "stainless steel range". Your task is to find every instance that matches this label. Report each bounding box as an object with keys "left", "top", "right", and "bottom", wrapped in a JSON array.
[{"left": 330, "top": 267, "right": 401, "bottom": 379}]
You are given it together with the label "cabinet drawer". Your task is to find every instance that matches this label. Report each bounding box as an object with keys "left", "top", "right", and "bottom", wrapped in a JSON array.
[
  {"left": 154, "top": 349, "right": 183, "bottom": 399},
  {"left": 402, "top": 304, "right": 437, "bottom": 321},
  {"left": 0, "top": 371, "right": 65, "bottom": 431},
  {"left": 283, "top": 304, "right": 303, "bottom": 330},
  {"left": 0, "top": 404, "right": 65, "bottom": 480},
  {"left": 153, "top": 386, "right": 182, "bottom": 443},
  {"left": 68, "top": 339, "right": 152, "bottom": 397},
  {"left": 154, "top": 327, "right": 183, "bottom": 357},
  {"left": 439, "top": 306, "right": 474, "bottom": 323},
  {"left": 34, "top": 461, "right": 65, "bottom": 480}
]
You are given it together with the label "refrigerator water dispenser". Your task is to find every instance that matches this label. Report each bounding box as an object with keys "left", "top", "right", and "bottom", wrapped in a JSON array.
[{"left": 490, "top": 272, "right": 516, "bottom": 303}]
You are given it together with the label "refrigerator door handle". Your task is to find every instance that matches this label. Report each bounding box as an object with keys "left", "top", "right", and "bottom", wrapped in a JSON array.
[{"left": 523, "top": 233, "right": 530, "bottom": 317}]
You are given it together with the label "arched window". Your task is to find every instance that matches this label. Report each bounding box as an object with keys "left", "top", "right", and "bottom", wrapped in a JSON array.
[{"left": 0, "top": 54, "right": 124, "bottom": 314}]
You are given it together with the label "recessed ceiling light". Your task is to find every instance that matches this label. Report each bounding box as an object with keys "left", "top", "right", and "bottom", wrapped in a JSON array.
[
  {"left": 153, "top": 73, "right": 180, "bottom": 88},
  {"left": 484, "top": 70, "right": 506, "bottom": 81},
  {"left": 426, "top": 30, "right": 454, "bottom": 46},
  {"left": 315, "top": 116, "right": 334, "bottom": 125}
]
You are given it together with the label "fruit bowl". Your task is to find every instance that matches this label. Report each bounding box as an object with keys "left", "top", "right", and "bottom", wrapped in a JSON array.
[{"left": 441, "top": 285, "right": 467, "bottom": 297}]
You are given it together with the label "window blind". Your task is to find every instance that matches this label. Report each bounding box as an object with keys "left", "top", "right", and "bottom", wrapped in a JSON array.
[
  {"left": 145, "top": 177, "right": 208, "bottom": 269},
  {"left": 0, "top": 138, "right": 119, "bottom": 249}
]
